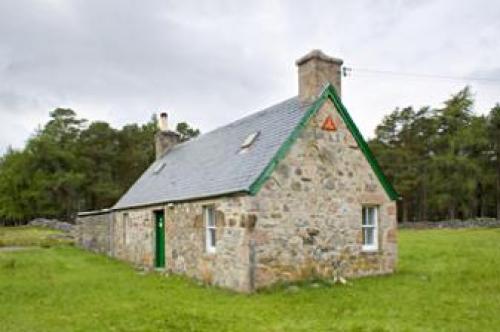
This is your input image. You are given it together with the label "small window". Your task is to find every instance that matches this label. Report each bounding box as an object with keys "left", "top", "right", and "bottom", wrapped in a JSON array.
[
  {"left": 153, "top": 162, "right": 166, "bottom": 174},
  {"left": 362, "top": 206, "right": 378, "bottom": 251},
  {"left": 204, "top": 206, "right": 216, "bottom": 253},
  {"left": 241, "top": 131, "right": 260, "bottom": 149}
]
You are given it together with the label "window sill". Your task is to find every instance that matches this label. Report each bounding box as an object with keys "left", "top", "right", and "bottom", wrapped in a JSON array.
[
  {"left": 361, "top": 247, "right": 380, "bottom": 254},
  {"left": 205, "top": 248, "right": 216, "bottom": 255}
]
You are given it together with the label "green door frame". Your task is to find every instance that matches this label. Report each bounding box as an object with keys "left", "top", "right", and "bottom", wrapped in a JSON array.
[{"left": 154, "top": 210, "right": 165, "bottom": 268}]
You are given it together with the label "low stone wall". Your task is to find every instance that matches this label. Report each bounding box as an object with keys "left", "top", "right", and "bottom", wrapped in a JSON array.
[
  {"left": 399, "top": 219, "right": 500, "bottom": 229},
  {"left": 76, "top": 210, "right": 113, "bottom": 254},
  {"left": 29, "top": 218, "right": 75, "bottom": 233}
]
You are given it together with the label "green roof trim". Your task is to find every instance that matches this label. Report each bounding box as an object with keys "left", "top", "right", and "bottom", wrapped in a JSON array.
[{"left": 248, "top": 84, "right": 400, "bottom": 201}]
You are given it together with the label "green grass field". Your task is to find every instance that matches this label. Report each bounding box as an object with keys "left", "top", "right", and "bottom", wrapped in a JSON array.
[
  {"left": 1, "top": 227, "right": 499, "bottom": 332},
  {"left": 0, "top": 226, "right": 73, "bottom": 248}
]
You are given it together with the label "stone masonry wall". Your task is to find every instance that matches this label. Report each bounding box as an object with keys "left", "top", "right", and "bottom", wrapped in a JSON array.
[
  {"left": 112, "top": 209, "right": 155, "bottom": 266},
  {"left": 76, "top": 212, "right": 112, "bottom": 254},
  {"left": 76, "top": 97, "right": 397, "bottom": 292},
  {"left": 84, "top": 196, "right": 257, "bottom": 292},
  {"left": 163, "top": 196, "right": 254, "bottom": 291},
  {"left": 248, "top": 98, "right": 398, "bottom": 288}
]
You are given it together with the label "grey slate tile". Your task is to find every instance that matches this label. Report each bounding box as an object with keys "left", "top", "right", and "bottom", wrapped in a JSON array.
[{"left": 113, "top": 96, "right": 309, "bottom": 210}]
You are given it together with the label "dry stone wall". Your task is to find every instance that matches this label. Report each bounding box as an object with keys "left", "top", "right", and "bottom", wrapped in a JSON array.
[{"left": 76, "top": 212, "right": 112, "bottom": 254}]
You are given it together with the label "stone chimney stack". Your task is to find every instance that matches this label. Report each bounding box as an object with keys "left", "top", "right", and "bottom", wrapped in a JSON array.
[
  {"left": 155, "top": 112, "right": 181, "bottom": 160},
  {"left": 296, "top": 49, "right": 343, "bottom": 103}
]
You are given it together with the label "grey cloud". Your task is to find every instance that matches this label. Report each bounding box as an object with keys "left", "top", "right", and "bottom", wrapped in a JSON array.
[{"left": 0, "top": 0, "right": 499, "bottom": 153}]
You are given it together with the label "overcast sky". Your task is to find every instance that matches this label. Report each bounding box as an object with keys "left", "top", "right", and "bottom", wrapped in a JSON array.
[{"left": 1, "top": 0, "right": 499, "bottom": 155}]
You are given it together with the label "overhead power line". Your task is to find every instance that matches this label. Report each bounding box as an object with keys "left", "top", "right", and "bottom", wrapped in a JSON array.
[{"left": 342, "top": 66, "right": 500, "bottom": 85}]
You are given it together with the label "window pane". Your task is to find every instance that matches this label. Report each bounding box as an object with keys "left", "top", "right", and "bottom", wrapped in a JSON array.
[
  {"left": 362, "top": 207, "right": 376, "bottom": 226},
  {"left": 363, "top": 227, "right": 374, "bottom": 245},
  {"left": 205, "top": 206, "right": 216, "bottom": 253},
  {"left": 362, "top": 206, "right": 378, "bottom": 250},
  {"left": 210, "top": 229, "right": 216, "bottom": 248},
  {"left": 367, "top": 207, "right": 375, "bottom": 225},
  {"left": 207, "top": 207, "right": 215, "bottom": 227}
]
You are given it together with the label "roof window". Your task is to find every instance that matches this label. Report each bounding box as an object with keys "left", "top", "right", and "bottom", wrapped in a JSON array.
[
  {"left": 241, "top": 131, "right": 260, "bottom": 149},
  {"left": 153, "top": 162, "right": 166, "bottom": 174}
]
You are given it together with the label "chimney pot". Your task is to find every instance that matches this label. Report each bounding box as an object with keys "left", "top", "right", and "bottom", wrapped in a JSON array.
[
  {"left": 159, "top": 112, "right": 169, "bottom": 131},
  {"left": 296, "top": 49, "right": 343, "bottom": 103}
]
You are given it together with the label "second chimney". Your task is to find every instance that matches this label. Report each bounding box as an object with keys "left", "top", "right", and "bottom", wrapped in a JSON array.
[
  {"left": 296, "top": 50, "right": 343, "bottom": 103},
  {"left": 155, "top": 112, "right": 181, "bottom": 159}
]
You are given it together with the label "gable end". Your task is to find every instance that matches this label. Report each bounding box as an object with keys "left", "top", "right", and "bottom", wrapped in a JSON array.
[{"left": 248, "top": 84, "right": 400, "bottom": 201}]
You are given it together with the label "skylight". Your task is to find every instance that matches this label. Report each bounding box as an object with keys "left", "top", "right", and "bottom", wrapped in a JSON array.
[
  {"left": 153, "top": 162, "right": 166, "bottom": 174},
  {"left": 241, "top": 131, "right": 260, "bottom": 149}
]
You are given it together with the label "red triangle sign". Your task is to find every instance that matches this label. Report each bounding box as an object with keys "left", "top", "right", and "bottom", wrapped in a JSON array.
[{"left": 322, "top": 116, "right": 337, "bottom": 131}]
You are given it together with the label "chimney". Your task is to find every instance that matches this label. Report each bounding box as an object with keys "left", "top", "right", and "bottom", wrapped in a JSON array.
[
  {"left": 158, "top": 112, "right": 168, "bottom": 131},
  {"left": 155, "top": 112, "right": 181, "bottom": 159},
  {"left": 296, "top": 49, "right": 343, "bottom": 103}
]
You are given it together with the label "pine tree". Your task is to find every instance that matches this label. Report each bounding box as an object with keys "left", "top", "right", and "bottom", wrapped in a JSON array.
[{"left": 489, "top": 104, "right": 500, "bottom": 220}]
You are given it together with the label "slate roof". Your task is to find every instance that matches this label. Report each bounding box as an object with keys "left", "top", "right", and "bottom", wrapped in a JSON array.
[{"left": 113, "top": 97, "right": 310, "bottom": 210}]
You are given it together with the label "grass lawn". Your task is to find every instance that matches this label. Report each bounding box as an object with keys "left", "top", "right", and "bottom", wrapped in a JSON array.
[
  {"left": 0, "top": 226, "right": 73, "bottom": 248},
  {"left": 1, "top": 227, "right": 500, "bottom": 331}
]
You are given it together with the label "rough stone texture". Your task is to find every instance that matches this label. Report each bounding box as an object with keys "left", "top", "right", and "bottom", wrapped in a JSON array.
[
  {"left": 77, "top": 196, "right": 257, "bottom": 292},
  {"left": 248, "top": 99, "right": 397, "bottom": 288},
  {"left": 297, "top": 50, "right": 343, "bottom": 102},
  {"left": 163, "top": 197, "right": 253, "bottom": 291},
  {"left": 76, "top": 213, "right": 112, "bottom": 254},
  {"left": 29, "top": 218, "right": 75, "bottom": 233},
  {"left": 155, "top": 130, "right": 181, "bottom": 160},
  {"left": 111, "top": 209, "right": 155, "bottom": 266},
  {"left": 77, "top": 98, "right": 397, "bottom": 292}
]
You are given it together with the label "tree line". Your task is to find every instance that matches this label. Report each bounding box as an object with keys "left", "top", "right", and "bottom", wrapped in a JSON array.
[
  {"left": 368, "top": 87, "right": 500, "bottom": 222},
  {"left": 0, "top": 87, "right": 498, "bottom": 224},
  {"left": 0, "top": 109, "right": 199, "bottom": 225}
]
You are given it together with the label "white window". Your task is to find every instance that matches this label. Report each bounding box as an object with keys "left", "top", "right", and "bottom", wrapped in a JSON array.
[
  {"left": 362, "top": 206, "right": 378, "bottom": 251},
  {"left": 204, "top": 206, "right": 216, "bottom": 253},
  {"left": 239, "top": 131, "right": 261, "bottom": 154},
  {"left": 153, "top": 161, "right": 166, "bottom": 174},
  {"left": 241, "top": 131, "right": 260, "bottom": 149}
]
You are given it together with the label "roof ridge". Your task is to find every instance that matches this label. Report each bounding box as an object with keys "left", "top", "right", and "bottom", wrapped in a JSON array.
[
  {"left": 201, "top": 96, "right": 300, "bottom": 135},
  {"left": 113, "top": 94, "right": 315, "bottom": 210},
  {"left": 163, "top": 96, "right": 303, "bottom": 155}
]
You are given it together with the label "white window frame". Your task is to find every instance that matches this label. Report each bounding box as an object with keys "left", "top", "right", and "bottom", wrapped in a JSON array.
[
  {"left": 204, "top": 206, "right": 216, "bottom": 253},
  {"left": 362, "top": 206, "right": 379, "bottom": 251}
]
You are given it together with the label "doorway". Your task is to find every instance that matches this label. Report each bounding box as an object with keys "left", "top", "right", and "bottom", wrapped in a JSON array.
[{"left": 154, "top": 210, "right": 165, "bottom": 268}]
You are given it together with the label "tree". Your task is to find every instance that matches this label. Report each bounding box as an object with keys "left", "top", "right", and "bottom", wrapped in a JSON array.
[
  {"left": 369, "top": 86, "right": 498, "bottom": 222},
  {"left": 0, "top": 148, "right": 34, "bottom": 223},
  {"left": 116, "top": 120, "right": 157, "bottom": 192},
  {"left": 370, "top": 106, "right": 435, "bottom": 221},
  {"left": 24, "top": 108, "right": 86, "bottom": 220},
  {"left": 78, "top": 122, "right": 121, "bottom": 211},
  {"left": 176, "top": 122, "right": 200, "bottom": 142},
  {"left": 431, "top": 87, "right": 477, "bottom": 219},
  {"left": 0, "top": 108, "right": 200, "bottom": 223},
  {"left": 489, "top": 104, "right": 500, "bottom": 220}
]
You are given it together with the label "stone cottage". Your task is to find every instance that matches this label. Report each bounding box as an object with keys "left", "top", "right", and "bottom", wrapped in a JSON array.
[{"left": 77, "top": 50, "right": 399, "bottom": 292}]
